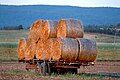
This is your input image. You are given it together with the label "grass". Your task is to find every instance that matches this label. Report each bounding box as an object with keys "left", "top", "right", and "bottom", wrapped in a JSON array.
[
  {"left": 0, "top": 42, "right": 18, "bottom": 48},
  {"left": 4, "top": 70, "right": 109, "bottom": 80},
  {"left": 59, "top": 73, "right": 105, "bottom": 80},
  {"left": 95, "top": 34, "right": 120, "bottom": 43},
  {"left": 0, "top": 30, "right": 119, "bottom": 79},
  {"left": 0, "top": 30, "right": 120, "bottom": 61},
  {"left": 0, "top": 30, "right": 28, "bottom": 42},
  {"left": 97, "top": 44, "right": 120, "bottom": 60},
  {"left": 6, "top": 70, "right": 40, "bottom": 76},
  {"left": 97, "top": 43, "right": 120, "bottom": 49},
  {"left": 96, "top": 37, "right": 120, "bottom": 43},
  {"left": 0, "top": 42, "right": 18, "bottom": 61},
  {"left": 0, "top": 47, "right": 18, "bottom": 61},
  {"left": 0, "top": 30, "right": 28, "bottom": 61}
]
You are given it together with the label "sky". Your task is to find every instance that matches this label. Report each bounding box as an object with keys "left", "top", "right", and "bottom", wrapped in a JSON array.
[{"left": 0, "top": 0, "right": 120, "bottom": 7}]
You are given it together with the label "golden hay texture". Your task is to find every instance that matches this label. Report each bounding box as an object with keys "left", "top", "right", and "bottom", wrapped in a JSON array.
[
  {"left": 29, "top": 20, "right": 43, "bottom": 43},
  {"left": 57, "top": 19, "right": 84, "bottom": 38},
  {"left": 52, "top": 38, "right": 62, "bottom": 61},
  {"left": 56, "top": 20, "right": 66, "bottom": 38},
  {"left": 52, "top": 37, "right": 79, "bottom": 61},
  {"left": 77, "top": 38, "right": 97, "bottom": 62},
  {"left": 18, "top": 19, "right": 97, "bottom": 62},
  {"left": 18, "top": 38, "right": 26, "bottom": 60},
  {"left": 36, "top": 38, "right": 55, "bottom": 60},
  {"left": 36, "top": 39, "right": 43, "bottom": 60},
  {"left": 25, "top": 38, "right": 36, "bottom": 60},
  {"left": 40, "top": 20, "right": 58, "bottom": 41}
]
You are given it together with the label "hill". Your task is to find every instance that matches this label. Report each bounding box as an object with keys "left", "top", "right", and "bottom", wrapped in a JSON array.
[{"left": 0, "top": 5, "right": 120, "bottom": 28}]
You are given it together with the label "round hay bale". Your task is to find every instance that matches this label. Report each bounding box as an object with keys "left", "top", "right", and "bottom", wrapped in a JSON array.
[
  {"left": 52, "top": 38, "right": 62, "bottom": 61},
  {"left": 36, "top": 39, "right": 43, "bottom": 60},
  {"left": 77, "top": 38, "right": 97, "bottom": 62},
  {"left": 52, "top": 37, "right": 79, "bottom": 61},
  {"left": 29, "top": 20, "right": 43, "bottom": 43},
  {"left": 18, "top": 38, "right": 26, "bottom": 60},
  {"left": 40, "top": 20, "right": 58, "bottom": 41},
  {"left": 43, "top": 38, "right": 55, "bottom": 60},
  {"left": 57, "top": 19, "right": 84, "bottom": 38},
  {"left": 25, "top": 38, "right": 36, "bottom": 60},
  {"left": 36, "top": 38, "right": 55, "bottom": 60}
]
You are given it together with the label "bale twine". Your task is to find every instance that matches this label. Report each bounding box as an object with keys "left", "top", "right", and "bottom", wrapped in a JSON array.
[
  {"left": 77, "top": 38, "right": 97, "bottom": 62},
  {"left": 52, "top": 37, "right": 79, "bottom": 61},
  {"left": 18, "top": 38, "right": 26, "bottom": 60},
  {"left": 57, "top": 19, "right": 84, "bottom": 38},
  {"left": 29, "top": 20, "right": 43, "bottom": 43},
  {"left": 40, "top": 20, "right": 58, "bottom": 41},
  {"left": 36, "top": 38, "right": 55, "bottom": 60},
  {"left": 25, "top": 38, "right": 36, "bottom": 60}
]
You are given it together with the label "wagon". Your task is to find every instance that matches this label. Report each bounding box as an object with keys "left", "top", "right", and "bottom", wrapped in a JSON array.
[
  {"left": 19, "top": 58, "right": 95, "bottom": 75},
  {"left": 18, "top": 19, "right": 97, "bottom": 75}
]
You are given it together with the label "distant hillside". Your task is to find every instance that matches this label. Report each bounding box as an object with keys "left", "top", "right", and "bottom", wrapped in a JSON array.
[{"left": 0, "top": 5, "right": 120, "bottom": 28}]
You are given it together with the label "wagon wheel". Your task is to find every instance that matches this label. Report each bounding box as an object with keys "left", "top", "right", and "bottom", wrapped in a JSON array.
[
  {"left": 47, "top": 62, "right": 51, "bottom": 75},
  {"left": 37, "top": 62, "right": 47, "bottom": 76},
  {"left": 41, "top": 62, "right": 47, "bottom": 75}
]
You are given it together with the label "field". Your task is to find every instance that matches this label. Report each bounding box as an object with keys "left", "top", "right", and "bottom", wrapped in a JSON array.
[{"left": 0, "top": 30, "right": 120, "bottom": 80}]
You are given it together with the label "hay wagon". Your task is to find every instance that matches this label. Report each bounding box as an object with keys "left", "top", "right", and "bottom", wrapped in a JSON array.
[
  {"left": 19, "top": 57, "right": 95, "bottom": 75},
  {"left": 18, "top": 19, "right": 97, "bottom": 75},
  {"left": 18, "top": 38, "right": 97, "bottom": 75}
]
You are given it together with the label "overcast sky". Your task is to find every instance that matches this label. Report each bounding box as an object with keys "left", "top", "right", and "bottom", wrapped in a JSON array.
[{"left": 0, "top": 0, "right": 120, "bottom": 7}]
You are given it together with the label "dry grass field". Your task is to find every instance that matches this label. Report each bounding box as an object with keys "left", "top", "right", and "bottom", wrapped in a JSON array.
[{"left": 0, "top": 30, "right": 120, "bottom": 80}]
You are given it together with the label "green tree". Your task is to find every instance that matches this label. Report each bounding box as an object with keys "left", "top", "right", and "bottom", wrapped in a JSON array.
[{"left": 18, "top": 25, "right": 23, "bottom": 30}]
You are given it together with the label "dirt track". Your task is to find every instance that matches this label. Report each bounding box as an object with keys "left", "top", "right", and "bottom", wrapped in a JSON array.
[
  {"left": 0, "top": 61, "right": 120, "bottom": 80},
  {"left": 79, "top": 61, "right": 120, "bottom": 73}
]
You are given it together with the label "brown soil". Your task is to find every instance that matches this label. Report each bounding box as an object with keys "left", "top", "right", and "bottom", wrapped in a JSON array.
[
  {"left": 0, "top": 61, "right": 120, "bottom": 80},
  {"left": 79, "top": 61, "right": 120, "bottom": 73}
]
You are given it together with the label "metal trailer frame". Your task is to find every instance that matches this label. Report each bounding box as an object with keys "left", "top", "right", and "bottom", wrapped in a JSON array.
[{"left": 19, "top": 59, "right": 95, "bottom": 75}]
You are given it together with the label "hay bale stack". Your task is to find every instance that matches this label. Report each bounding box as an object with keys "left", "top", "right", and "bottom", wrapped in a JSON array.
[
  {"left": 18, "top": 18, "right": 97, "bottom": 63},
  {"left": 57, "top": 19, "right": 84, "bottom": 38},
  {"left": 18, "top": 38, "right": 26, "bottom": 60},
  {"left": 36, "top": 38, "right": 55, "bottom": 60},
  {"left": 77, "top": 38, "right": 97, "bottom": 62},
  {"left": 25, "top": 38, "right": 36, "bottom": 60},
  {"left": 40, "top": 20, "right": 58, "bottom": 41},
  {"left": 52, "top": 37, "right": 79, "bottom": 61},
  {"left": 29, "top": 20, "right": 43, "bottom": 42}
]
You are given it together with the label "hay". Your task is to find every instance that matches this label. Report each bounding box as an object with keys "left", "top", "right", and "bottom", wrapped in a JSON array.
[
  {"left": 52, "top": 37, "right": 79, "bottom": 61},
  {"left": 57, "top": 19, "right": 84, "bottom": 38},
  {"left": 40, "top": 20, "right": 58, "bottom": 41},
  {"left": 43, "top": 38, "right": 55, "bottom": 60},
  {"left": 52, "top": 38, "right": 62, "bottom": 61},
  {"left": 29, "top": 20, "right": 43, "bottom": 43},
  {"left": 18, "top": 19, "right": 97, "bottom": 62},
  {"left": 36, "top": 39, "right": 43, "bottom": 60},
  {"left": 36, "top": 38, "right": 55, "bottom": 60},
  {"left": 25, "top": 38, "right": 36, "bottom": 60},
  {"left": 77, "top": 38, "right": 97, "bottom": 62},
  {"left": 18, "top": 38, "right": 26, "bottom": 60}
]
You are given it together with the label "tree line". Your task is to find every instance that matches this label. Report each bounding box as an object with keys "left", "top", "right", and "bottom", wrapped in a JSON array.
[
  {"left": 0, "top": 25, "right": 23, "bottom": 30},
  {"left": 84, "top": 23, "right": 120, "bottom": 36},
  {"left": 0, "top": 23, "right": 120, "bottom": 36}
]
